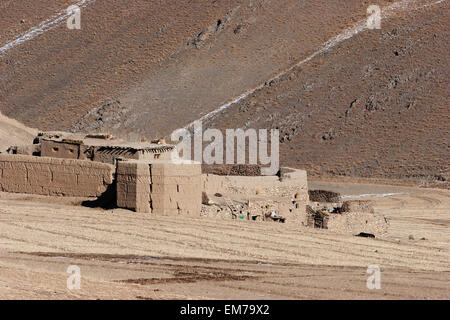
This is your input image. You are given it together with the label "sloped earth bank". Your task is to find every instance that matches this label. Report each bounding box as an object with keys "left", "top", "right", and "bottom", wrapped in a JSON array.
[
  {"left": 0, "top": 182, "right": 448, "bottom": 299},
  {"left": 0, "top": 112, "right": 37, "bottom": 152}
]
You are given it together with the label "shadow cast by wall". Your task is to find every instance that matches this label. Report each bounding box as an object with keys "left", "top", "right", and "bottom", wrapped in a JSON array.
[{"left": 81, "top": 183, "right": 117, "bottom": 209}]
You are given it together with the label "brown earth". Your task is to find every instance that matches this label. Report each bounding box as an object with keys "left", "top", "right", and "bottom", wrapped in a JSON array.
[
  {"left": 205, "top": 0, "right": 450, "bottom": 185},
  {"left": 3, "top": 0, "right": 448, "bottom": 186},
  {"left": 0, "top": 182, "right": 449, "bottom": 299},
  {"left": 0, "top": 112, "right": 37, "bottom": 152},
  {"left": 0, "top": 0, "right": 448, "bottom": 300}
]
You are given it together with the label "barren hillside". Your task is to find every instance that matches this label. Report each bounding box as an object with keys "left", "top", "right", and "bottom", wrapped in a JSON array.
[
  {"left": 0, "top": 0, "right": 448, "bottom": 185},
  {"left": 206, "top": 0, "right": 450, "bottom": 184},
  {"left": 0, "top": 112, "right": 37, "bottom": 152}
]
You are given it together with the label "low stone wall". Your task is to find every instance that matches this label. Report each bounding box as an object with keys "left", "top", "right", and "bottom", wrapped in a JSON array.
[
  {"left": 306, "top": 200, "right": 388, "bottom": 237},
  {"left": 202, "top": 164, "right": 262, "bottom": 176},
  {"left": 116, "top": 160, "right": 202, "bottom": 215},
  {"left": 308, "top": 190, "right": 341, "bottom": 203},
  {"left": 341, "top": 200, "right": 375, "bottom": 213},
  {"left": 327, "top": 211, "right": 389, "bottom": 237},
  {"left": 0, "top": 154, "right": 114, "bottom": 197}
]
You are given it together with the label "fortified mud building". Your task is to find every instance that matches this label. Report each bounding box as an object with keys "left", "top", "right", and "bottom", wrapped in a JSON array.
[
  {"left": 0, "top": 132, "right": 309, "bottom": 222},
  {"left": 0, "top": 131, "right": 387, "bottom": 236}
]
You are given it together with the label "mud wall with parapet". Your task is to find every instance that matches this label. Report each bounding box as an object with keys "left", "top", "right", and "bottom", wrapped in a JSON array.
[
  {"left": 116, "top": 160, "right": 202, "bottom": 215},
  {"left": 41, "top": 140, "right": 173, "bottom": 165},
  {"left": 0, "top": 154, "right": 114, "bottom": 197},
  {"left": 202, "top": 168, "right": 308, "bottom": 198},
  {"left": 94, "top": 149, "right": 173, "bottom": 165},
  {"left": 201, "top": 167, "right": 309, "bottom": 223},
  {"left": 40, "top": 140, "right": 82, "bottom": 160}
]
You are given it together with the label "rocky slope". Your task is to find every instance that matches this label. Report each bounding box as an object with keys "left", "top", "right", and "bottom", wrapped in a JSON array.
[
  {"left": 0, "top": 0, "right": 448, "bottom": 185},
  {"left": 206, "top": 0, "right": 450, "bottom": 184}
]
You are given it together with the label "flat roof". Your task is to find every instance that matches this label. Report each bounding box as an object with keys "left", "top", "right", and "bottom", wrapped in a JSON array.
[{"left": 39, "top": 131, "right": 174, "bottom": 152}]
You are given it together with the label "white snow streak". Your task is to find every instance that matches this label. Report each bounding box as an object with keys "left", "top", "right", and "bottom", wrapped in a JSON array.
[
  {"left": 340, "top": 193, "right": 407, "bottom": 199},
  {"left": 0, "top": 0, "right": 96, "bottom": 57},
  {"left": 182, "top": 0, "right": 446, "bottom": 130}
]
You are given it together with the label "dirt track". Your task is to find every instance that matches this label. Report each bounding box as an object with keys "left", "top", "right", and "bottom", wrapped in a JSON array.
[{"left": 0, "top": 182, "right": 448, "bottom": 299}]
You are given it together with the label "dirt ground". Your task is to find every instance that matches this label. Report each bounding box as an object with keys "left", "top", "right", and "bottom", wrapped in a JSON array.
[{"left": 0, "top": 181, "right": 448, "bottom": 300}]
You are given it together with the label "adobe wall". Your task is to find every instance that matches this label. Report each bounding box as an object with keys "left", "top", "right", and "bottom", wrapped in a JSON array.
[
  {"left": 116, "top": 160, "right": 202, "bottom": 215},
  {"left": 93, "top": 147, "right": 140, "bottom": 164},
  {"left": 139, "top": 150, "right": 173, "bottom": 162},
  {"left": 40, "top": 140, "right": 81, "bottom": 160},
  {"left": 0, "top": 154, "right": 114, "bottom": 197},
  {"left": 94, "top": 149, "right": 173, "bottom": 165},
  {"left": 41, "top": 139, "right": 174, "bottom": 164},
  {"left": 201, "top": 168, "right": 309, "bottom": 223},
  {"left": 202, "top": 168, "right": 308, "bottom": 196},
  {"left": 116, "top": 161, "right": 151, "bottom": 213}
]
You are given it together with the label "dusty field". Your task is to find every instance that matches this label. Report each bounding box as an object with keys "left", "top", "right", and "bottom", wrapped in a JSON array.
[{"left": 0, "top": 181, "right": 448, "bottom": 299}]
